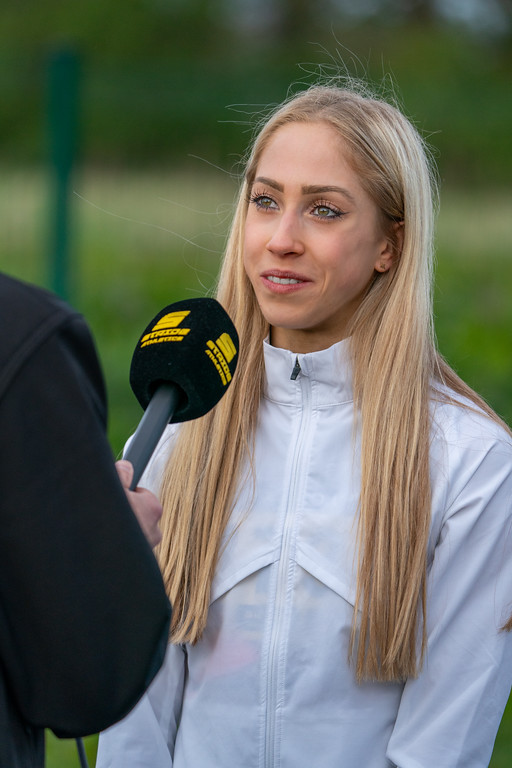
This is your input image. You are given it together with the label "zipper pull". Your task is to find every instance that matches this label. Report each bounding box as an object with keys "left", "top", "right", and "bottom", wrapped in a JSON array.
[{"left": 290, "top": 356, "right": 301, "bottom": 381}]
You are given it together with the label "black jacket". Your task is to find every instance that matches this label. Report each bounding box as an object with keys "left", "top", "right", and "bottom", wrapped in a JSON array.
[{"left": 0, "top": 274, "right": 171, "bottom": 767}]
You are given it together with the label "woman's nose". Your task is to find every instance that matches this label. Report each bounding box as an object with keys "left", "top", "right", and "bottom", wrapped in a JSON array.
[{"left": 266, "top": 212, "right": 305, "bottom": 257}]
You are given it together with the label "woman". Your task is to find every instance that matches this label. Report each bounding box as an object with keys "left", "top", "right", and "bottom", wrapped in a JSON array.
[{"left": 97, "top": 83, "right": 512, "bottom": 767}]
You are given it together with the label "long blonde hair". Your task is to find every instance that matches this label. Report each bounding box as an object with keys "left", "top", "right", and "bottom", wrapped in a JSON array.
[{"left": 158, "top": 83, "right": 509, "bottom": 680}]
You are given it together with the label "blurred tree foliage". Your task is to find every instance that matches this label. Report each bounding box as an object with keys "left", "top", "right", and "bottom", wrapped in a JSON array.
[{"left": 1, "top": 0, "right": 511, "bottom": 185}]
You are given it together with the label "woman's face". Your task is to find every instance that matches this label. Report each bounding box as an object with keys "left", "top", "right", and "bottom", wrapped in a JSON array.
[{"left": 243, "top": 121, "right": 394, "bottom": 353}]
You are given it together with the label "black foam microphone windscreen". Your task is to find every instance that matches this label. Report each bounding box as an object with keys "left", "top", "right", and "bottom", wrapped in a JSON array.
[{"left": 124, "top": 297, "right": 239, "bottom": 488}]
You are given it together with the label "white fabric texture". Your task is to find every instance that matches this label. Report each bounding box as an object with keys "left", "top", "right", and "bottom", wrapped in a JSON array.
[{"left": 98, "top": 338, "right": 512, "bottom": 768}]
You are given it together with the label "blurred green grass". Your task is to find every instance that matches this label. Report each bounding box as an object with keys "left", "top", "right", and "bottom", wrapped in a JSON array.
[
  {"left": 46, "top": 733, "right": 97, "bottom": 767},
  {"left": 434, "top": 190, "right": 512, "bottom": 438},
  {"left": 1, "top": 169, "right": 511, "bottom": 766}
]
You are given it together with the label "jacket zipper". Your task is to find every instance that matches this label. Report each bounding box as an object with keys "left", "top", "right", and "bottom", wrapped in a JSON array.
[
  {"left": 290, "top": 356, "right": 301, "bottom": 381},
  {"left": 264, "top": 361, "right": 311, "bottom": 767}
]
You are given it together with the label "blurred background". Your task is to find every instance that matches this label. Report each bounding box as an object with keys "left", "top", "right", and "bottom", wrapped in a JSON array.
[{"left": 1, "top": 0, "right": 511, "bottom": 765}]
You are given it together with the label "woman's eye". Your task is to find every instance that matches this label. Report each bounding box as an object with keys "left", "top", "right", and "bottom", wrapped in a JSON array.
[
  {"left": 250, "top": 194, "right": 277, "bottom": 211},
  {"left": 312, "top": 204, "right": 342, "bottom": 219}
]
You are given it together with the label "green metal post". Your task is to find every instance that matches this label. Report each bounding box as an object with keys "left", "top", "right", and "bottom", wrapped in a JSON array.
[{"left": 47, "top": 48, "right": 80, "bottom": 300}]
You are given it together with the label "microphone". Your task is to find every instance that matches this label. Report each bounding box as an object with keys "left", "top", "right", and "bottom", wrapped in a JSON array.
[{"left": 124, "top": 297, "right": 239, "bottom": 489}]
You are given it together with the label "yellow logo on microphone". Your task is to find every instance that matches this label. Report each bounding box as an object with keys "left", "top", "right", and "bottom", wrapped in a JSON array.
[
  {"left": 205, "top": 333, "right": 237, "bottom": 385},
  {"left": 140, "top": 311, "right": 191, "bottom": 348}
]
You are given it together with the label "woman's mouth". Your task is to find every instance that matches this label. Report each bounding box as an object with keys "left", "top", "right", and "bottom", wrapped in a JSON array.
[{"left": 261, "top": 271, "right": 310, "bottom": 294}]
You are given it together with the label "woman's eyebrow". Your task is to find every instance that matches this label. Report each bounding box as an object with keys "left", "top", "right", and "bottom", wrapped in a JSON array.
[
  {"left": 253, "top": 176, "right": 283, "bottom": 191},
  {"left": 302, "top": 184, "right": 356, "bottom": 203},
  {"left": 252, "top": 177, "right": 356, "bottom": 204}
]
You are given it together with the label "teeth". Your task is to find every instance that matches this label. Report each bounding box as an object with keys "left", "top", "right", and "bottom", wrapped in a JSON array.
[{"left": 267, "top": 275, "right": 301, "bottom": 285}]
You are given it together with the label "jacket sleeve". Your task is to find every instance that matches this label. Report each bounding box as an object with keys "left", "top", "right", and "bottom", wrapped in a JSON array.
[
  {"left": 387, "top": 430, "right": 512, "bottom": 768},
  {"left": 0, "top": 313, "right": 171, "bottom": 737},
  {"left": 96, "top": 643, "right": 186, "bottom": 767}
]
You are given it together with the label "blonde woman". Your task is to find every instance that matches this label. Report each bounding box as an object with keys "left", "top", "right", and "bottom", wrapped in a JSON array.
[{"left": 98, "top": 83, "right": 512, "bottom": 767}]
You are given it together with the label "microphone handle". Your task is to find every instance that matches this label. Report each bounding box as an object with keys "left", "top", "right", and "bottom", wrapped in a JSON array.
[{"left": 124, "top": 382, "right": 181, "bottom": 490}]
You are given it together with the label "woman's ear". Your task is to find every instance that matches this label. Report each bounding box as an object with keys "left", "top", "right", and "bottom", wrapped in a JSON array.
[{"left": 375, "top": 221, "right": 404, "bottom": 273}]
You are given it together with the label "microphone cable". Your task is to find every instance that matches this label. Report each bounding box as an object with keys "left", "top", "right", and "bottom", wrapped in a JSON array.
[{"left": 75, "top": 737, "right": 89, "bottom": 768}]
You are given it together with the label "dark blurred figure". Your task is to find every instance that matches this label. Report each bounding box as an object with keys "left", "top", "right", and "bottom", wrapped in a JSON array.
[{"left": 0, "top": 272, "right": 171, "bottom": 768}]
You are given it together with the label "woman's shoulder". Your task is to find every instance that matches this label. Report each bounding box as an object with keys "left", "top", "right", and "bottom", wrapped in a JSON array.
[
  {"left": 427, "top": 386, "right": 512, "bottom": 542},
  {"left": 431, "top": 383, "right": 512, "bottom": 452},
  {"left": 429, "top": 385, "right": 512, "bottom": 516}
]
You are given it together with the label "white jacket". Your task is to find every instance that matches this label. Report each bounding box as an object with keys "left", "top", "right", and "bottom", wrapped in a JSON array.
[{"left": 98, "top": 339, "right": 512, "bottom": 767}]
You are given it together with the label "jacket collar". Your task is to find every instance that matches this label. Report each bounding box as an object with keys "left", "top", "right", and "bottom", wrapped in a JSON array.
[{"left": 262, "top": 338, "right": 353, "bottom": 407}]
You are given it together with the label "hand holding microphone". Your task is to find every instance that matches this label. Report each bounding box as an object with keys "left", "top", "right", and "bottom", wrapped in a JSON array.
[
  {"left": 124, "top": 298, "right": 239, "bottom": 489},
  {"left": 115, "top": 460, "right": 163, "bottom": 548}
]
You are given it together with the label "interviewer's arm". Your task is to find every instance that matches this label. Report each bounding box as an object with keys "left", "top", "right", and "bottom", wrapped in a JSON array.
[{"left": 0, "top": 312, "right": 170, "bottom": 738}]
